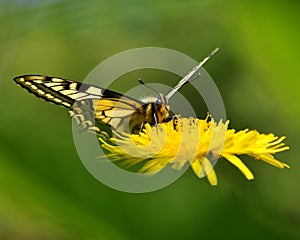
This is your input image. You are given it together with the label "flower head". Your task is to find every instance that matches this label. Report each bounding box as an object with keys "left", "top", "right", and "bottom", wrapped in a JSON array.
[{"left": 100, "top": 116, "right": 289, "bottom": 186}]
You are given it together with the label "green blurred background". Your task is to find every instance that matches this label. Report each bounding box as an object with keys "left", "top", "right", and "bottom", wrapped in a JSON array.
[{"left": 0, "top": 1, "right": 299, "bottom": 239}]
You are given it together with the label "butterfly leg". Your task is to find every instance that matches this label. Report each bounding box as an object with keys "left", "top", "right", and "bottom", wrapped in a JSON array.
[{"left": 139, "top": 122, "right": 144, "bottom": 133}]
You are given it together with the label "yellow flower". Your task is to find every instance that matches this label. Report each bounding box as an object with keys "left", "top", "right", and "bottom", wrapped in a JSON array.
[{"left": 99, "top": 116, "right": 290, "bottom": 186}]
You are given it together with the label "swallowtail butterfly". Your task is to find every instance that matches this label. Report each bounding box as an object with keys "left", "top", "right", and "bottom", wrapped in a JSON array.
[{"left": 13, "top": 48, "right": 218, "bottom": 138}]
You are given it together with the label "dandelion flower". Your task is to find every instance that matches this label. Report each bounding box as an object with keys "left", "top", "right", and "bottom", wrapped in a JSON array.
[{"left": 100, "top": 116, "right": 290, "bottom": 186}]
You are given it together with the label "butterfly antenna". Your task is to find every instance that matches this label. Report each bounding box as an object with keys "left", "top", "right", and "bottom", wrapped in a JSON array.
[
  {"left": 165, "top": 47, "right": 219, "bottom": 100},
  {"left": 138, "top": 78, "right": 161, "bottom": 99}
]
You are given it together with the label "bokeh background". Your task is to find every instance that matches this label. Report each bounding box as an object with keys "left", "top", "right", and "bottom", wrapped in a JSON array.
[{"left": 0, "top": 1, "right": 299, "bottom": 239}]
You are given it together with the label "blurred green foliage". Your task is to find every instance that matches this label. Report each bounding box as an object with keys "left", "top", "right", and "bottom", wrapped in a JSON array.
[{"left": 0, "top": 1, "right": 299, "bottom": 239}]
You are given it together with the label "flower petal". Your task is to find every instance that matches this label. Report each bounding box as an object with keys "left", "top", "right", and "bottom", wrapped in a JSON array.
[
  {"left": 222, "top": 153, "right": 254, "bottom": 180},
  {"left": 202, "top": 157, "right": 218, "bottom": 186},
  {"left": 191, "top": 158, "right": 204, "bottom": 178}
]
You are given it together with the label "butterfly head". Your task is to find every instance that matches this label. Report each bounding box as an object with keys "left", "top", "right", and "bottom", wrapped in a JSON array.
[
  {"left": 156, "top": 93, "right": 168, "bottom": 105},
  {"left": 140, "top": 93, "right": 168, "bottom": 107}
]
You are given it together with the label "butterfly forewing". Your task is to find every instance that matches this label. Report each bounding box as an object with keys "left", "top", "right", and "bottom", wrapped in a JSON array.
[{"left": 13, "top": 75, "right": 145, "bottom": 137}]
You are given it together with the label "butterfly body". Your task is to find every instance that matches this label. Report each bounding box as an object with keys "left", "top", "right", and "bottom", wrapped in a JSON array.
[{"left": 130, "top": 96, "right": 170, "bottom": 133}]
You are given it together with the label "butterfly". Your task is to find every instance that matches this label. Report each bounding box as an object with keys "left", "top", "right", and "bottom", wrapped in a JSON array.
[{"left": 13, "top": 48, "right": 218, "bottom": 139}]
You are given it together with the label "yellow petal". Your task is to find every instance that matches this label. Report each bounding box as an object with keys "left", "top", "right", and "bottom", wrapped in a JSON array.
[
  {"left": 222, "top": 153, "right": 254, "bottom": 180},
  {"left": 202, "top": 157, "right": 218, "bottom": 186},
  {"left": 191, "top": 158, "right": 203, "bottom": 178}
]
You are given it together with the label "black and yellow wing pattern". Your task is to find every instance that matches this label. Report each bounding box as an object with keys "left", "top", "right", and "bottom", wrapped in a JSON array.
[{"left": 13, "top": 75, "right": 145, "bottom": 138}]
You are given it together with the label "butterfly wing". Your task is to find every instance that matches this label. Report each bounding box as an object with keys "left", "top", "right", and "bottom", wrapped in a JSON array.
[{"left": 13, "top": 75, "right": 145, "bottom": 137}]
